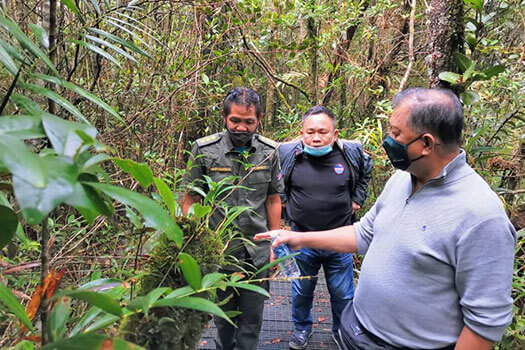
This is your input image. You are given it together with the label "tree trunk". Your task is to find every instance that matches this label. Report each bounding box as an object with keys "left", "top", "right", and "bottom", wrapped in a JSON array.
[
  {"left": 307, "top": 16, "right": 318, "bottom": 104},
  {"left": 426, "top": 0, "right": 464, "bottom": 89}
]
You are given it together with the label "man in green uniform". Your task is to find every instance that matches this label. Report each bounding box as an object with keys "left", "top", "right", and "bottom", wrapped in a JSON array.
[{"left": 183, "top": 87, "right": 283, "bottom": 350}]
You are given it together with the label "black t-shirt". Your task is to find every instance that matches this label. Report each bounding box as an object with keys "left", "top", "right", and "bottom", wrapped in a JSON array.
[{"left": 286, "top": 147, "right": 353, "bottom": 232}]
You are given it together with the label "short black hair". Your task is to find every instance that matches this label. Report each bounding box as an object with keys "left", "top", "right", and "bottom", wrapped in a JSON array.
[
  {"left": 393, "top": 88, "right": 463, "bottom": 149},
  {"left": 222, "top": 87, "right": 262, "bottom": 118},
  {"left": 302, "top": 105, "right": 337, "bottom": 128}
]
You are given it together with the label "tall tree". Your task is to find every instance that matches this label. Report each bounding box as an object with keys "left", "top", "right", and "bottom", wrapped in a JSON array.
[{"left": 426, "top": 0, "right": 464, "bottom": 89}]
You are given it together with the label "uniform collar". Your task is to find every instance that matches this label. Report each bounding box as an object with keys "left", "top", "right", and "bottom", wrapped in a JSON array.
[{"left": 223, "top": 131, "right": 257, "bottom": 153}]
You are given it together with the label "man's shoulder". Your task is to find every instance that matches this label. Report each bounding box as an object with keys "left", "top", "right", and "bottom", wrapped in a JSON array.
[
  {"left": 195, "top": 132, "right": 224, "bottom": 148},
  {"left": 255, "top": 134, "right": 278, "bottom": 148}
]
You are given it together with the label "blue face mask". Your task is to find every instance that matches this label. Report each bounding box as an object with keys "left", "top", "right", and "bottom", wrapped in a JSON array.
[{"left": 303, "top": 144, "right": 333, "bottom": 157}]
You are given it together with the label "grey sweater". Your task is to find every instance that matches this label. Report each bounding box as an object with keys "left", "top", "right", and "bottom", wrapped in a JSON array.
[{"left": 353, "top": 151, "right": 516, "bottom": 348}]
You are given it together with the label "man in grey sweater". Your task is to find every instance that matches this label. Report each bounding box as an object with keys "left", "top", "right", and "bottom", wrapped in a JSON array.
[{"left": 256, "top": 88, "right": 516, "bottom": 349}]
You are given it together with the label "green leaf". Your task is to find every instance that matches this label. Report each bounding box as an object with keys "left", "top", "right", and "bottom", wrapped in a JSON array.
[
  {"left": 482, "top": 65, "right": 505, "bottom": 79},
  {"left": 31, "top": 73, "right": 124, "bottom": 124},
  {"left": 0, "top": 134, "right": 45, "bottom": 188},
  {"left": 0, "top": 16, "right": 58, "bottom": 75},
  {"left": 42, "top": 333, "right": 144, "bottom": 350},
  {"left": 90, "top": 0, "right": 101, "bottom": 15},
  {"left": 82, "top": 313, "right": 120, "bottom": 334},
  {"left": 81, "top": 153, "right": 112, "bottom": 172},
  {"left": 86, "top": 182, "right": 183, "bottom": 247},
  {"left": 71, "top": 39, "right": 121, "bottom": 68},
  {"left": 202, "top": 272, "right": 227, "bottom": 288},
  {"left": 78, "top": 278, "right": 123, "bottom": 291},
  {"left": 84, "top": 35, "right": 137, "bottom": 63},
  {"left": 53, "top": 290, "right": 122, "bottom": 317},
  {"left": 0, "top": 115, "right": 45, "bottom": 139},
  {"left": 154, "top": 177, "right": 175, "bottom": 217},
  {"left": 29, "top": 24, "right": 49, "bottom": 49},
  {"left": 13, "top": 156, "right": 77, "bottom": 224},
  {"left": 178, "top": 253, "right": 202, "bottom": 290},
  {"left": 460, "top": 90, "right": 480, "bottom": 106},
  {"left": 42, "top": 113, "right": 97, "bottom": 156},
  {"left": 152, "top": 296, "right": 234, "bottom": 326},
  {"left": 463, "top": 61, "right": 476, "bottom": 81},
  {"left": 47, "top": 296, "right": 71, "bottom": 342},
  {"left": 163, "top": 286, "right": 194, "bottom": 299},
  {"left": 0, "top": 40, "right": 19, "bottom": 75},
  {"left": 113, "top": 158, "right": 154, "bottom": 189},
  {"left": 0, "top": 39, "right": 26, "bottom": 63},
  {"left": 452, "top": 52, "right": 472, "bottom": 73},
  {"left": 254, "top": 251, "right": 300, "bottom": 276},
  {"left": 463, "top": 0, "right": 483, "bottom": 11},
  {"left": 0, "top": 205, "right": 18, "bottom": 249},
  {"left": 465, "top": 124, "right": 491, "bottom": 153},
  {"left": 126, "top": 287, "right": 169, "bottom": 316},
  {"left": 191, "top": 203, "right": 211, "bottom": 219},
  {"left": 221, "top": 282, "right": 270, "bottom": 298},
  {"left": 21, "top": 84, "right": 91, "bottom": 125},
  {"left": 59, "top": 0, "right": 84, "bottom": 22},
  {"left": 125, "top": 206, "right": 143, "bottom": 229},
  {"left": 438, "top": 71, "right": 461, "bottom": 84},
  {"left": 87, "top": 27, "right": 152, "bottom": 59},
  {"left": 10, "top": 94, "right": 44, "bottom": 115},
  {"left": 65, "top": 181, "right": 112, "bottom": 224},
  {"left": 0, "top": 282, "right": 33, "bottom": 331}
]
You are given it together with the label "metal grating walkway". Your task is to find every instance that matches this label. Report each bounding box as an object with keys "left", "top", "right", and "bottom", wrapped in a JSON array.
[{"left": 199, "top": 269, "right": 340, "bottom": 349}]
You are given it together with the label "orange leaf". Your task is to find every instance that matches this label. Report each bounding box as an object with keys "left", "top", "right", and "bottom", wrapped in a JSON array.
[
  {"left": 20, "top": 270, "right": 57, "bottom": 334},
  {"left": 23, "top": 335, "right": 42, "bottom": 342},
  {"left": 45, "top": 269, "right": 66, "bottom": 299},
  {"left": 100, "top": 339, "right": 114, "bottom": 350}
]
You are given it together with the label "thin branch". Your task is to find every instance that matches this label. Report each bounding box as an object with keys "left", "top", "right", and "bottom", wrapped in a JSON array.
[
  {"left": 398, "top": 0, "right": 416, "bottom": 92},
  {"left": 485, "top": 110, "right": 523, "bottom": 147},
  {"left": 0, "top": 68, "right": 21, "bottom": 115}
]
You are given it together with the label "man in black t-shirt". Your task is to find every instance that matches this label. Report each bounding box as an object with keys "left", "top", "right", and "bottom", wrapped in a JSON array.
[{"left": 278, "top": 106, "right": 373, "bottom": 350}]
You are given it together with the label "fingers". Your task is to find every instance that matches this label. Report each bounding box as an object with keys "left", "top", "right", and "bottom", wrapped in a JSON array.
[{"left": 254, "top": 232, "right": 271, "bottom": 240}]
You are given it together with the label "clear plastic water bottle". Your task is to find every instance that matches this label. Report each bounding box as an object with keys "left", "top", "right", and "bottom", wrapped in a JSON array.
[{"left": 270, "top": 232, "right": 301, "bottom": 278}]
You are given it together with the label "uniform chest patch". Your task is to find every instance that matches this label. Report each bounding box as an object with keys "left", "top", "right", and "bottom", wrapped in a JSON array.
[{"left": 334, "top": 163, "right": 345, "bottom": 174}]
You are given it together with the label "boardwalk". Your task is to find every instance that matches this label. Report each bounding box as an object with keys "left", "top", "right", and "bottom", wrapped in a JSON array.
[{"left": 199, "top": 270, "right": 340, "bottom": 349}]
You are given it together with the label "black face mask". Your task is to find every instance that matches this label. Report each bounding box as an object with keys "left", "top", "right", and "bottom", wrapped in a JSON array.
[
  {"left": 226, "top": 128, "right": 254, "bottom": 146},
  {"left": 382, "top": 134, "right": 424, "bottom": 170}
]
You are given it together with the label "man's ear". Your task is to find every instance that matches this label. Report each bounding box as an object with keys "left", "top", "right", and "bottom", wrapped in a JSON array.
[
  {"left": 421, "top": 134, "right": 438, "bottom": 154},
  {"left": 333, "top": 129, "right": 339, "bottom": 141}
]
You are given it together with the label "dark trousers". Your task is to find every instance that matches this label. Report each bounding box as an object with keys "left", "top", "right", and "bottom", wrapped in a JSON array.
[
  {"left": 339, "top": 301, "right": 456, "bottom": 350},
  {"left": 214, "top": 284, "right": 266, "bottom": 350}
]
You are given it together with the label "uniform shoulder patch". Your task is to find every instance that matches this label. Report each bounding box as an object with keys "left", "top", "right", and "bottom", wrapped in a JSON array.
[
  {"left": 196, "top": 133, "right": 222, "bottom": 147},
  {"left": 256, "top": 134, "right": 278, "bottom": 148}
]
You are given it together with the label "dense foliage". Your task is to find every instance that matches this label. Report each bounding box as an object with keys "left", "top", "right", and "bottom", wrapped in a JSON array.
[{"left": 0, "top": 0, "right": 523, "bottom": 349}]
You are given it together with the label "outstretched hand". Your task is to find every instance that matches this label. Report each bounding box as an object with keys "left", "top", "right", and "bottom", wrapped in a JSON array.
[{"left": 254, "top": 230, "right": 303, "bottom": 251}]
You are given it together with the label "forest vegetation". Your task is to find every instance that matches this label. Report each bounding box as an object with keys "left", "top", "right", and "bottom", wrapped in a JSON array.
[{"left": 0, "top": 0, "right": 523, "bottom": 349}]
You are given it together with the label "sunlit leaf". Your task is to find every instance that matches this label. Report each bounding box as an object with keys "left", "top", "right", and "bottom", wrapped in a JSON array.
[
  {"left": 191, "top": 203, "right": 211, "bottom": 219},
  {"left": 85, "top": 34, "right": 137, "bottom": 63},
  {"left": 178, "top": 253, "right": 202, "bottom": 290},
  {"left": 463, "top": 0, "right": 483, "bottom": 11},
  {"left": 0, "top": 282, "right": 33, "bottom": 331},
  {"left": 201, "top": 273, "right": 227, "bottom": 288},
  {"left": 86, "top": 182, "right": 183, "bottom": 247},
  {"left": 154, "top": 177, "right": 175, "bottom": 217},
  {"left": 113, "top": 158, "right": 154, "bottom": 189},
  {"left": 438, "top": 71, "right": 461, "bottom": 84},
  {"left": 87, "top": 27, "right": 152, "bottom": 59}
]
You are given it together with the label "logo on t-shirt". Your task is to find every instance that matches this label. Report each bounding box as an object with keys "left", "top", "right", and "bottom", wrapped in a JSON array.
[{"left": 334, "top": 163, "right": 345, "bottom": 174}]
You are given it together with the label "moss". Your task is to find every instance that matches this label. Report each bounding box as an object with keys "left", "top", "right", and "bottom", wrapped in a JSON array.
[{"left": 120, "top": 216, "right": 224, "bottom": 349}]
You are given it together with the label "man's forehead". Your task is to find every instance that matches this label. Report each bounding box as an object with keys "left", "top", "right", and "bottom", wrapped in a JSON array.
[{"left": 303, "top": 113, "right": 334, "bottom": 128}]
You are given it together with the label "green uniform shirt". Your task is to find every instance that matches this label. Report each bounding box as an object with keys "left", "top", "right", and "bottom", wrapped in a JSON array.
[{"left": 184, "top": 131, "right": 283, "bottom": 269}]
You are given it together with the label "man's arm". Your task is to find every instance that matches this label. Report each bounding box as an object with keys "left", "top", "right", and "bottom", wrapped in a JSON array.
[
  {"left": 265, "top": 193, "right": 281, "bottom": 230},
  {"left": 254, "top": 225, "right": 357, "bottom": 253},
  {"left": 455, "top": 326, "right": 492, "bottom": 350},
  {"left": 182, "top": 193, "right": 201, "bottom": 215}
]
